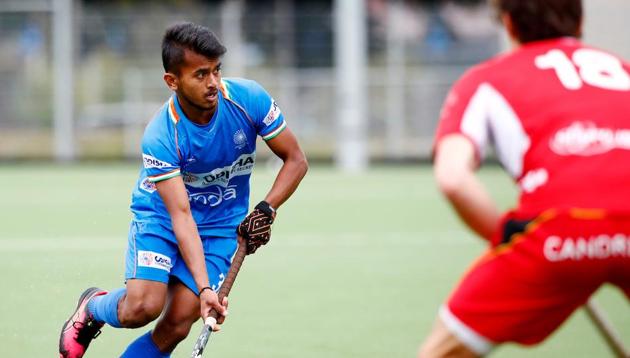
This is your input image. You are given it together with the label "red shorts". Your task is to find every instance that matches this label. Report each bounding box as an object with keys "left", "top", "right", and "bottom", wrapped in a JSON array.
[{"left": 443, "top": 209, "right": 630, "bottom": 354}]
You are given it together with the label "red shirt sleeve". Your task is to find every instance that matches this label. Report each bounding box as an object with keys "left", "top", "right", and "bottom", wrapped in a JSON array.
[{"left": 433, "top": 67, "right": 487, "bottom": 162}]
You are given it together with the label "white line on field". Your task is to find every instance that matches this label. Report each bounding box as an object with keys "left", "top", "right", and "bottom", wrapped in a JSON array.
[
  {"left": 0, "top": 230, "right": 475, "bottom": 252},
  {"left": 0, "top": 237, "right": 126, "bottom": 251}
]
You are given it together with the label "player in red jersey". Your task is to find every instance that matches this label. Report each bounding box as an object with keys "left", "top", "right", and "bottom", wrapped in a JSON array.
[{"left": 420, "top": 0, "right": 630, "bottom": 356}]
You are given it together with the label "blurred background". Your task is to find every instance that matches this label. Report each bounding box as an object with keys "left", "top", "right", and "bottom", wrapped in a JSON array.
[
  {"left": 1, "top": 1, "right": 629, "bottom": 357},
  {"left": 1, "top": 0, "right": 629, "bottom": 167}
]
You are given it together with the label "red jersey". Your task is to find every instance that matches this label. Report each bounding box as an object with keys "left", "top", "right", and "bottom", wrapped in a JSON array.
[{"left": 435, "top": 38, "right": 630, "bottom": 217}]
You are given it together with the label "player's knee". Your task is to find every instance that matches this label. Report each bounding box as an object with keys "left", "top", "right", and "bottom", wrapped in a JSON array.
[
  {"left": 419, "top": 323, "right": 481, "bottom": 358},
  {"left": 418, "top": 343, "right": 444, "bottom": 358},
  {"left": 418, "top": 336, "right": 481, "bottom": 358},
  {"left": 418, "top": 339, "right": 438, "bottom": 358},
  {"left": 418, "top": 343, "right": 457, "bottom": 358},
  {"left": 119, "top": 298, "right": 164, "bottom": 328}
]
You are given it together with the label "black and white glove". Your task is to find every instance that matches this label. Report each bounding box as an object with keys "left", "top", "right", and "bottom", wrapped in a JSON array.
[{"left": 237, "top": 201, "right": 275, "bottom": 255}]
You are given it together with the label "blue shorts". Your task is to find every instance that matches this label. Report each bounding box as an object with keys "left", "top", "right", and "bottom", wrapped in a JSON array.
[{"left": 125, "top": 221, "right": 238, "bottom": 294}]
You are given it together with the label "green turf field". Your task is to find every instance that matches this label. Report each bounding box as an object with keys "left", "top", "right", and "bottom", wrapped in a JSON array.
[{"left": 0, "top": 164, "right": 627, "bottom": 357}]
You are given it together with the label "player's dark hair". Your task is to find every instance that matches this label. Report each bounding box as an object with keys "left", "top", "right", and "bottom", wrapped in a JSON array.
[
  {"left": 161, "top": 22, "right": 226, "bottom": 74},
  {"left": 492, "top": 0, "right": 582, "bottom": 43}
]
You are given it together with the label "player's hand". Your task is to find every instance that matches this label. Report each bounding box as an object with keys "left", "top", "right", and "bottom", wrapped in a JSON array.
[
  {"left": 237, "top": 201, "right": 275, "bottom": 255},
  {"left": 199, "top": 288, "right": 228, "bottom": 332},
  {"left": 215, "top": 297, "right": 228, "bottom": 328}
]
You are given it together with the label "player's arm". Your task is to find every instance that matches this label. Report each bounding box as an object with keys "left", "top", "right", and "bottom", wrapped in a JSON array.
[
  {"left": 237, "top": 128, "right": 307, "bottom": 254},
  {"left": 262, "top": 127, "right": 308, "bottom": 209},
  {"left": 433, "top": 134, "right": 501, "bottom": 240},
  {"left": 155, "top": 176, "right": 226, "bottom": 320}
]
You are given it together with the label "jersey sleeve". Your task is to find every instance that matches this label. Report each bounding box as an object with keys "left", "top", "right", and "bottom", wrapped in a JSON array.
[
  {"left": 434, "top": 68, "right": 489, "bottom": 161},
  {"left": 141, "top": 118, "right": 181, "bottom": 183},
  {"left": 247, "top": 81, "right": 287, "bottom": 141}
]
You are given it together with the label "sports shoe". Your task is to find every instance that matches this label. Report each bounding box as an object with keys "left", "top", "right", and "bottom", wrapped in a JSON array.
[{"left": 59, "top": 287, "right": 108, "bottom": 358}]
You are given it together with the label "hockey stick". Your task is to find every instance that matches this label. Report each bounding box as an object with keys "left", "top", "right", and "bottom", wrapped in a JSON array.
[
  {"left": 584, "top": 299, "right": 629, "bottom": 358},
  {"left": 191, "top": 237, "right": 248, "bottom": 358}
]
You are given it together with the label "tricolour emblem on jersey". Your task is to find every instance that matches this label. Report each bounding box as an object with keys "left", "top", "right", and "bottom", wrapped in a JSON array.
[
  {"left": 263, "top": 100, "right": 281, "bottom": 126},
  {"left": 137, "top": 251, "right": 173, "bottom": 271},
  {"left": 233, "top": 129, "right": 247, "bottom": 149}
]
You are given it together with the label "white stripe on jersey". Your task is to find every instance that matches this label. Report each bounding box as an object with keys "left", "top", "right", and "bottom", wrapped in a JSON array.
[{"left": 461, "top": 83, "right": 530, "bottom": 178}]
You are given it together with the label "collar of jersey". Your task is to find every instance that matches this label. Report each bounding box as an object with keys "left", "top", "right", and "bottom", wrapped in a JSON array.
[
  {"left": 168, "top": 93, "right": 221, "bottom": 128},
  {"left": 522, "top": 36, "right": 579, "bottom": 50}
]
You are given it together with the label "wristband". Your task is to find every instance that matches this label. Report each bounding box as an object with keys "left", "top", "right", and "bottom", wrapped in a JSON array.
[
  {"left": 255, "top": 200, "right": 276, "bottom": 218},
  {"left": 198, "top": 286, "right": 213, "bottom": 296}
]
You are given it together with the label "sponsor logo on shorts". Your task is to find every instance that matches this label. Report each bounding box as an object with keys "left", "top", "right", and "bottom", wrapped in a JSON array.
[
  {"left": 138, "top": 250, "right": 173, "bottom": 271},
  {"left": 263, "top": 100, "right": 281, "bottom": 126},
  {"left": 544, "top": 234, "right": 630, "bottom": 261},
  {"left": 550, "top": 121, "right": 630, "bottom": 156},
  {"left": 142, "top": 154, "right": 172, "bottom": 169}
]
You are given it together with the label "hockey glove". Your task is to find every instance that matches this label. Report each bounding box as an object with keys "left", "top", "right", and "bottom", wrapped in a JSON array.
[{"left": 237, "top": 201, "right": 275, "bottom": 255}]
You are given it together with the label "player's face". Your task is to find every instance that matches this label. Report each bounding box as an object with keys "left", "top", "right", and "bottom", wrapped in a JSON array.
[{"left": 176, "top": 49, "right": 222, "bottom": 114}]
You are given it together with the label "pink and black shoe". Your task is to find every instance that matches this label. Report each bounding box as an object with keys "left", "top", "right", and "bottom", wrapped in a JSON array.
[{"left": 59, "top": 287, "right": 108, "bottom": 358}]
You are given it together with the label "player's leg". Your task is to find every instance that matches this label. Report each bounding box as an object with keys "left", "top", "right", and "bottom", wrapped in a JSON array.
[
  {"left": 120, "top": 279, "right": 210, "bottom": 357},
  {"left": 419, "top": 314, "right": 480, "bottom": 358},
  {"left": 59, "top": 287, "right": 109, "bottom": 358},
  {"left": 152, "top": 280, "right": 203, "bottom": 352},
  {"left": 120, "top": 284, "right": 185, "bottom": 358},
  {"left": 95, "top": 223, "right": 174, "bottom": 327},
  {"left": 118, "top": 279, "right": 168, "bottom": 327},
  {"left": 59, "top": 223, "right": 176, "bottom": 358},
  {"left": 98, "top": 280, "right": 170, "bottom": 358},
  {"left": 420, "top": 213, "right": 607, "bottom": 357},
  {"left": 150, "top": 236, "right": 238, "bottom": 353},
  {"left": 118, "top": 277, "right": 202, "bottom": 357},
  {"left": 59, "top": 284, "right": 167, "bottom": 356},
  {"left": 59, "top": 282, "right": 167, "bottom": 356}
]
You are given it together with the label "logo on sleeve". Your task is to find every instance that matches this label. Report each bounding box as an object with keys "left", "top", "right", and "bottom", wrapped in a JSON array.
[
  {"left": 140, "top": 178, "right": 157, "bottom": 193},
  {"left": 263, "top": 100, "right": 281, "bottom": 126},
  {"left": 142, "top": 154, "right": 172, "bottom": 169},
  {"left": 137, "top": 251, "right": 173, "bottom": 272}
]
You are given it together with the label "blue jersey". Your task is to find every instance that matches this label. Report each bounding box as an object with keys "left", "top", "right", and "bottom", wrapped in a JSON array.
[{"left": 130, "top": 78, "right": 286, "bottom": 241}]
